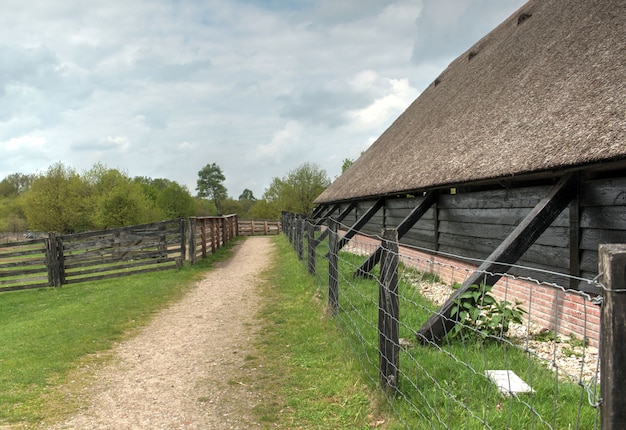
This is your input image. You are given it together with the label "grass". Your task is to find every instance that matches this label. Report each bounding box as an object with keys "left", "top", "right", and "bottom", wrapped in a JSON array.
[
  {"left": 0, "top": 231, "right": 601, "bottom": 429},
  {"left": 313, "top": 244, "right": 601, "bottom": 429},
  {"left": 250, "top": 234, "right": 400, "bottom": 429},
  {"left": 0, "top": 238, "right": 242, "bottom": 426}
]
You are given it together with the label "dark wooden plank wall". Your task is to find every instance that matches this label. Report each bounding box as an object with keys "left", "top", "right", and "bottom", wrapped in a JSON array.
[{"left": 331, "top": 177, "right": 626, "bottom": 292}]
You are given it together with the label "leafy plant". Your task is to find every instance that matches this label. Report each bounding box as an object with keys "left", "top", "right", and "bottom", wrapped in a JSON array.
[{"left": 449, "top": 283, "right": 526, "bottom": 341}]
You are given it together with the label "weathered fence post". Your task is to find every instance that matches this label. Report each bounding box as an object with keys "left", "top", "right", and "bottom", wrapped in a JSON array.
[
  {"left": 328, "top": 219, "right": 339, "bottom": 315},
  {"left": 46, "top": 233, "right": 63, "bottom": 287},
  {"left": 187, "top": 217, "right": 196, "bottom": 264},
  {"left": 600, "top": 244, "right": 626, "bottom": 430},
  {"left": 296, "top": 218, "right": 304, "bottom": 261},
  {"left": 307, "top": 220, "right": 316, "bottom": 274},
  {"left": 179, "top": 218, "right": 186, "bottom": 267},
  {"left": 379, "top": 228, "right": 399, "bottom": 391},
  {"left": 200, "top": 218, "right": 207, "bottom": 258}
]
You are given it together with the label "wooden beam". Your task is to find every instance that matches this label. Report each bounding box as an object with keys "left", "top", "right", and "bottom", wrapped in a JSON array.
[
  {"left": 416, "top": 174, "right": 578, "bottom": 344},
  {"left": 315, "top": 204, "right": 339, "bottom": 226},
  {"left": 355, "top": 192, "right": 438, "bottom": 276},
  {"left": 317, "top": 202, "right": 357, "bottom": 243},
  {"left": 335, "top": 198, "right": 385, "bottom": 251},
  {"left": 311, "top": 204, "right": 326, "bottom": 219}
]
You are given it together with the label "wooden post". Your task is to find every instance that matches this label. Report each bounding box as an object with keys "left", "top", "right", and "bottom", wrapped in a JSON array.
[
  {"left": 600, "top": 244, "right": 626, "bottom": 430},
  {"left": 379, "top": 228, "right": 399, "bottom": 390},
  {"left": 296, "top": 218, "right": 304, "bottom": 261},
  {"left": 307, "top": 221, "right": 316, "bottom": 275},
  {"left": 179, "top": 218, "right": 186, "bottom": 264},
  {"left": 221, "top": 217, "right": 228, "bottom": 247},
  {"left": 200, "top": 218, "right": 207, "bottom": 258},
  {"left": 209, "top": 219, "right": 216, "bottom": 254},
  {"left": 46, "top": 233, "right": 62, "bottom": 287},
  {"left": 188, "top": 217, "right": 196, "bottom": 264},
  {"left": 328, "top": 219, "right": 339, "bottom": 315}
]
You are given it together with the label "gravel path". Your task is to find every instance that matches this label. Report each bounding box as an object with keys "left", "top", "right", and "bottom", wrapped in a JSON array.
[{"left": 50, "top": 236, "right": 275, "bottom": 430}]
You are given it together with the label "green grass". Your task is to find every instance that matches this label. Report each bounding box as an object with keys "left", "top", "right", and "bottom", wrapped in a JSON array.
[
  {"left": 250, "top": 235, "right": 401, "bottom": 429},
  {"left": 313, "top": 245, "right": 600, "bottom": 429},
  {"left": 0, "top": 238, "right": 242, "bottom": 426},
  {"left": 0, "top": 231, "right": 600, "bottom": 429}
]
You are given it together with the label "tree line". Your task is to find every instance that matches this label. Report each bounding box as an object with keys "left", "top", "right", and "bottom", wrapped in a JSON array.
[{"left": 0, "top": 160, "right": 333, "bottom": 236}]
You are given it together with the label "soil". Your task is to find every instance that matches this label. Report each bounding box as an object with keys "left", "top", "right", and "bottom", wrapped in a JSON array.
[{"left": 47, "top": 236, "right": 275, "bottom": 430}]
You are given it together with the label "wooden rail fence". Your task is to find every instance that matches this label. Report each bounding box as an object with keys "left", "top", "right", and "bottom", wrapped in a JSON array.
[{"left": 0, "top": 215, "right": 281, "bottom": 292}]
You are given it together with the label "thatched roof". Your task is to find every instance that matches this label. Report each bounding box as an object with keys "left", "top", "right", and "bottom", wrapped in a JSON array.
[{"left": 315, "top": 0, "right": 626, "bottom": 204}]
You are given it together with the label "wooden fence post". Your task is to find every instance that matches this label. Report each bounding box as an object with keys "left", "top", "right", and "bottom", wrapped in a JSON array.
[
  {"left": 296, "top": 218, "right": 304, "bottom": 261},
  {"left": 221, "top": 217, "right": 228, "bottom": 247},
  {"left": 46, "top": 233, "right": 63, "bottom": 287},
  {"left": 188, "top": 217, "right": 196, "bottom": 264},
  {"left": 307, "top": 221, "right": 316, "bottom": 275},
  {"left": 600, "top": 244, "right": 626, "bottom": 430},
  {"left": 328, "top": 219, "right": 339, "bottom": 315},
  {"left": 179, "top": 218, "right": 186, "bottom": 266},
  {"left": 209, "top": 218, "right": 216, "bottom": 254},
  {"left": 200, "top": 218, "right": 207, "bottom": 258},
  {"left": 379, "top": 228, "right": 399, "bottom": 391}
]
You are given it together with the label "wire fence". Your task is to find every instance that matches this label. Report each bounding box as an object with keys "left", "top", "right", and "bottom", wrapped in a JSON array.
[{"left": 287, "top": 216, "right": 607, "bottom": 429}]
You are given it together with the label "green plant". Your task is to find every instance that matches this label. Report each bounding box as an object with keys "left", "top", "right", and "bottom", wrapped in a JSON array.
[{"left": 449, "top": 283, "right": 526, "bottom": 341}]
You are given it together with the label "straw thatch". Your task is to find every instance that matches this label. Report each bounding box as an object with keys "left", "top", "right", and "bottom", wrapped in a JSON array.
[{"left": 315, "top": 0, "right": 626, "bottom": 204}]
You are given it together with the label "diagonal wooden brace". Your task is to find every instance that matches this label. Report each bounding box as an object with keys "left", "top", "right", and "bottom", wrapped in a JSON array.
[{"left": 416, "top": 174, "right": 578, "bottom": 344}]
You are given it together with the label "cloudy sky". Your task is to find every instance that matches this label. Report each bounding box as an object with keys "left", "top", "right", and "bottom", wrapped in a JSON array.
[{"left": 1, "top": 0, "right": 526, "bottom": 198}]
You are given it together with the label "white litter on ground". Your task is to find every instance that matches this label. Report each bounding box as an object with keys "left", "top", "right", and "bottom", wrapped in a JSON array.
[{"left": 485, "top": 370, "right": 534, "bottom": 396}]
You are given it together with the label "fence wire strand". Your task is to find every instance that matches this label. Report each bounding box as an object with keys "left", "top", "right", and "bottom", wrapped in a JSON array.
[{"left": 290, "top": 218, "right": 604, "bottom": 429}]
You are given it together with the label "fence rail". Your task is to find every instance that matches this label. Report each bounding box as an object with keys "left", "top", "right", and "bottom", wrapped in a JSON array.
[
  {"left": 283, "top": 212, "right": 625, "bottom": 429},
  {"left": 0, "top": 215, "right": 279, "bottom": 292}
]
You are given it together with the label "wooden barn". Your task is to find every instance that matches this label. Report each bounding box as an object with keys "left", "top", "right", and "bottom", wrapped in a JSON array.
[{"left": 311, "top": 0, "right": 625, "bottom": 342}]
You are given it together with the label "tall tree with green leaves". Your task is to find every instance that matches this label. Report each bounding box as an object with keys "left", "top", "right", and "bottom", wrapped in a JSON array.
[
  {"left": 21, "top": 162, "right": 90, "bottom": 233},
  {"left": 265, "top": 162, "right": 330, "bottom": 215},
  {"left": 86, "top": 166, "right": 151, "bottom": 229},
  {"left": 196, "top": 163, "right": 227, "bottom": 214}
]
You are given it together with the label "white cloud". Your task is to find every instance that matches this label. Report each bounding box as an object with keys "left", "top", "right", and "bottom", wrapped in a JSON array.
[{"left": 0, "top": 0, "right": 527, "bottom": 197}]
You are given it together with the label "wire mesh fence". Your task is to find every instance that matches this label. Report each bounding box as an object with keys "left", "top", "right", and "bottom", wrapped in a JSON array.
[{"left": 289, "top": 216, "right": 606, "bottom": 429}]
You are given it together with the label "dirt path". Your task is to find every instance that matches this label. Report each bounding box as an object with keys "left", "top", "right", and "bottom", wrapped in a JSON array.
[{"left": 50, "top": 236, "right": 275, "bottom": 430}]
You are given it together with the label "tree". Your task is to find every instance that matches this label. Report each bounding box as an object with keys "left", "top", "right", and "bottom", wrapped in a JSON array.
[
  {"left": 239, "top": 189, "right": 256, "bottom": 201},
  {"left": 196, "top": 163, "right": 227, "bottom": 214},
  {"left": 0, "top": 173, "right": 34, "bottom": 197},
  {"left": 86, "top": 166, "right": 151, "bottom": 229},
  {"left": 21, "top": 162, "right": 90, "bottom": 233},
  {"left": 156, "top": 182, "right": 196, "bottom": 219},
  {"left": 341, "top": 158, "right": 354, "bottom": 173},
  {"left": 237, "top": 188, "right": 257, "bottom": 219},
  {"left": 134, "top": 176, "right": 196, "bottom": 219},
  {"left": 281, "top": 162, "right": 330, "bottom": 214},
  {"left": 262, "top": 162, "right": 330, "bottom": 216}
]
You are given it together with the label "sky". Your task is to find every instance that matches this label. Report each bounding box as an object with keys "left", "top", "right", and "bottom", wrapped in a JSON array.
[{"left": 0, "top": 0, "right": 527, "bottom": 199}]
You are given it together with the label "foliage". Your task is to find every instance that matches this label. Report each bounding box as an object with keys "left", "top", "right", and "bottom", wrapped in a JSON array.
[
  {"left": 263, "top": 162, "right": 330, "bottom": 215},
  {"left": 21, "top": 163, "right": 91, "bottom": 233},
  {"left": 247, "top": 199, "right": 280, "bottom": 220},
  {"left": 132, "top": 177, "right": 195, "bottom": 218},
  {"left": 219, "top": 197, "right": 242, "bottom": 216},
  {"left": 87, "top": 167, "right": 152, "bottom": 229},
  {"left": 341, "top": 158, "right": 354, "bottom": 173},
  {"left": 238, "top": 188, "right": 256, "bottom": 201},
  {"left": 0, "top": 173, "right": 34, "bottom": 197},
  {"left": 449, "top": 283, "right": 526, "bottom": 341},
  {"left": 2, "top": 162, "right": 197, "bottom": 234},
  {"left": 196, "top": 163, "right": 227, "bottom": 213}
]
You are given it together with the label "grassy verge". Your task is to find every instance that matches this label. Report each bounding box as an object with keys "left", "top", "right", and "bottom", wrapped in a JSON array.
[
  {"left": 250, "top": 235, "right": 401, "bottom": 429},
  {"left": 0, "top": 238, "right": 242, "bottom": 427}
]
